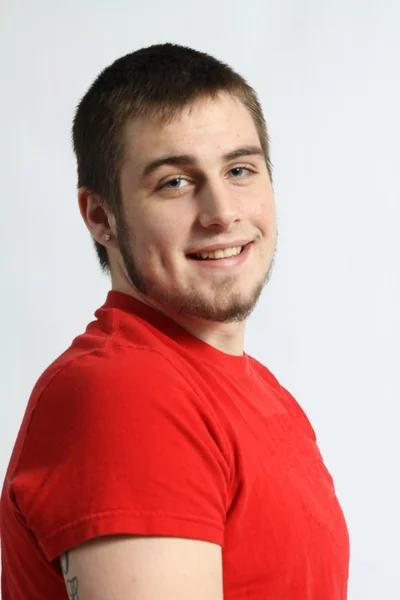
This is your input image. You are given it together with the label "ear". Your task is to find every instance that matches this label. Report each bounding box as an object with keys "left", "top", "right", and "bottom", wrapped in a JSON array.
[{"left": 78, "top": 188, "right": 117, "bottom": 247}]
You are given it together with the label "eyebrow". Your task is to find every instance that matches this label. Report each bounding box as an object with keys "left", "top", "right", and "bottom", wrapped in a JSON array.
[{"left": 140, "top": 145, "right": 264, "bottom": 179}]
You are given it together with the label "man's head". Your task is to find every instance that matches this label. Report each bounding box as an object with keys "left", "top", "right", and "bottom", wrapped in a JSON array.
[{"left": 73, "top": 43, "right": 277, "bottom": 324}]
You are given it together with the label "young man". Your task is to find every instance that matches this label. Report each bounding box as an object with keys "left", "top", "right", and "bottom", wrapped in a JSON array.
[{"left": 0, "top": 43, "right": 350, "bottom": 599}]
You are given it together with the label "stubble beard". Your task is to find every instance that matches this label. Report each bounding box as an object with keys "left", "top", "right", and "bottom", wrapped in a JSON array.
[{"left": 117, "top": 221, "right": 276, "bottom": 324}]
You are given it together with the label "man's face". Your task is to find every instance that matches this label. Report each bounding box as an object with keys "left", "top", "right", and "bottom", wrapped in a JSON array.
[{"left": 115, "top": 93, "right": 277, "bottom": 323}]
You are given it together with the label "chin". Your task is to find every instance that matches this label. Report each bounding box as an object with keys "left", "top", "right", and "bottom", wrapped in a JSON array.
[{"left": 172, "top": 284, "right": 264, "bottom": 323}]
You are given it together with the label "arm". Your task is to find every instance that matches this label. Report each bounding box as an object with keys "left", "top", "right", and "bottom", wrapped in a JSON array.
[{"left": 60, "top": 535, "right": 223, "bottom": 600}]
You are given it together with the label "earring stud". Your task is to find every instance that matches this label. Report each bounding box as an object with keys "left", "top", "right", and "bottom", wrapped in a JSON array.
[{"left": 103, "top": 233, "right": 111, "bottom": 242}]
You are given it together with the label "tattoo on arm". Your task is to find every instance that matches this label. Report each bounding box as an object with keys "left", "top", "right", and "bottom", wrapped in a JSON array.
[
  {"left": 67, "top": 576, "right": 80, "bottom": 600},
  {"left": 61, "top": 552, "right": 79, "bottom": 599},
  {"left": 61, "top": 551, "right": 70, "bottom": 575}
]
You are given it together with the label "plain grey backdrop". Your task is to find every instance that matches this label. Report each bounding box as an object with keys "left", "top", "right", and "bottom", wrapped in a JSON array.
[{"left": 1, "top": 1, "right": 399, "bottom": 598}]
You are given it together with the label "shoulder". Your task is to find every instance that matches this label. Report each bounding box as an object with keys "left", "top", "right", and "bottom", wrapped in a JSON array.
[
  {"left": 249, "top": 356, "right": 317, "bottom": 439},
  {"left": 248, "top": 355, "right": 284, "bottom": 389},
  {"left": 26, "top": 342, "right": 203, "bottom": 451},
  {"left": 37, "top": 339, "right": 192, "bottom": 407}
]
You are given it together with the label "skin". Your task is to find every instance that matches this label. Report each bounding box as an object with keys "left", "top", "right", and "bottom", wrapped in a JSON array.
[
  {"left": 60, "top": 537, "right": 223, "bottom": 599},
  {"left": 79, "top": 93, "right": 277, "bottom": 355}
]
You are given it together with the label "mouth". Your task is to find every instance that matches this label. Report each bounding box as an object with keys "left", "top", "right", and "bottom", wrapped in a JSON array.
[{"left": 187, "top": 242, "right": 251, "bottom": 261}]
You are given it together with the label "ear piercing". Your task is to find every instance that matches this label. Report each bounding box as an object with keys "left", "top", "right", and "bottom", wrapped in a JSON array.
[{"left": 103, "top": 233, "right": 111, "bottom": 242}]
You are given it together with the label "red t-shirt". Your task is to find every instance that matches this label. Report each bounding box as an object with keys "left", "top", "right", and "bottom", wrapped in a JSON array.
[{"left": 1, "top": 291, "right": 349, "bottom": 598}]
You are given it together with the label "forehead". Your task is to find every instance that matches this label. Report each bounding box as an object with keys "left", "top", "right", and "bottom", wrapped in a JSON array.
[{"left": 122, "top": 94, "right": 260, "bottom": 163}]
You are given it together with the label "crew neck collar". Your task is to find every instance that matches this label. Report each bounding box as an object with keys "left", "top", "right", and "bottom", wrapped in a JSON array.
[{"left": 101, "top": 291, "right": 250, "bottom": 377}]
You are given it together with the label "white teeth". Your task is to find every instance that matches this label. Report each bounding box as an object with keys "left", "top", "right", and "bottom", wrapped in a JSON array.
[{"left": 196, "top": 246, "right": 243, "bottom": 260}]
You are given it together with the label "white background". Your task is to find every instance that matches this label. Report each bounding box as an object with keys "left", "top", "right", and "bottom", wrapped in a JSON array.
[{"left": 1, "top": 1, "right": 399, "bottom": 598}]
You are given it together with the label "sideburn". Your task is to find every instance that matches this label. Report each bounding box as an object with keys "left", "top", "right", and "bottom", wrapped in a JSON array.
[{"left": 115, "top": 213, "right": 148, "bottom": 295}]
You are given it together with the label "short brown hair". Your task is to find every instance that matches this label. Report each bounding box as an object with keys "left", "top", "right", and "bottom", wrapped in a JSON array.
[{"left": 72, "top": 43, "right": 272, "bottom": 271}]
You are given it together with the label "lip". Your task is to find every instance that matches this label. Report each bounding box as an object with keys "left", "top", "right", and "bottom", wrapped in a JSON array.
[
  {"left": 187, "top": 240, "right": 253, "bottom": 269},
  {"left": 186, "top": 240, "right": 252, "bottom": 255}
]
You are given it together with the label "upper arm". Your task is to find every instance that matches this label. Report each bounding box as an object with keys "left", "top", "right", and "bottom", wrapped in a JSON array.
[
  {"left": 13, "top": 349, "right": 229, "bottom": 562},
  {"left": 61, "top": 535, "right": 223, "bottom": 600}
]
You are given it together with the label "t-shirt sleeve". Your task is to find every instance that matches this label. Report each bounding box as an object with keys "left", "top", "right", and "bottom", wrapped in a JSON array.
[{"left": 11, "top": 345, "right": 231, "bottom": 562}]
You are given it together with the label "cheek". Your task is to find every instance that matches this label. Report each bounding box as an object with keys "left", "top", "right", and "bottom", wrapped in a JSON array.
[
  {"left": 134, "top": 215, "right": 184, "bottom": 269},
  {"left": 127, "top": 210, "right": 167, "bottom": 249},
  {"left": 252, "top": 196, "right": 276, "bottom": 233}
]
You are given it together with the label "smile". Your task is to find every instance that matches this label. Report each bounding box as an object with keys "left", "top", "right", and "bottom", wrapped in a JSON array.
[
  {"left": 189, "top": 245, "right": 244, "bottom": 260},
  {"left": 187, "top": 242, "right": 253, "bottom": 268}
]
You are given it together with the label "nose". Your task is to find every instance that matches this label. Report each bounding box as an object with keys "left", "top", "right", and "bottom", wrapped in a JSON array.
[{"left": 197, "top": 180, "right": 241, "bottom": 230}]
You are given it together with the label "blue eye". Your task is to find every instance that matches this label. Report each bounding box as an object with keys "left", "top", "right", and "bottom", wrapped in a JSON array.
[
  {"left": 229, "top": 167, "right": 252, "bottom": 177},
  {"left": 162, "top": 177, "right": 189, "bottom": 189}
]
